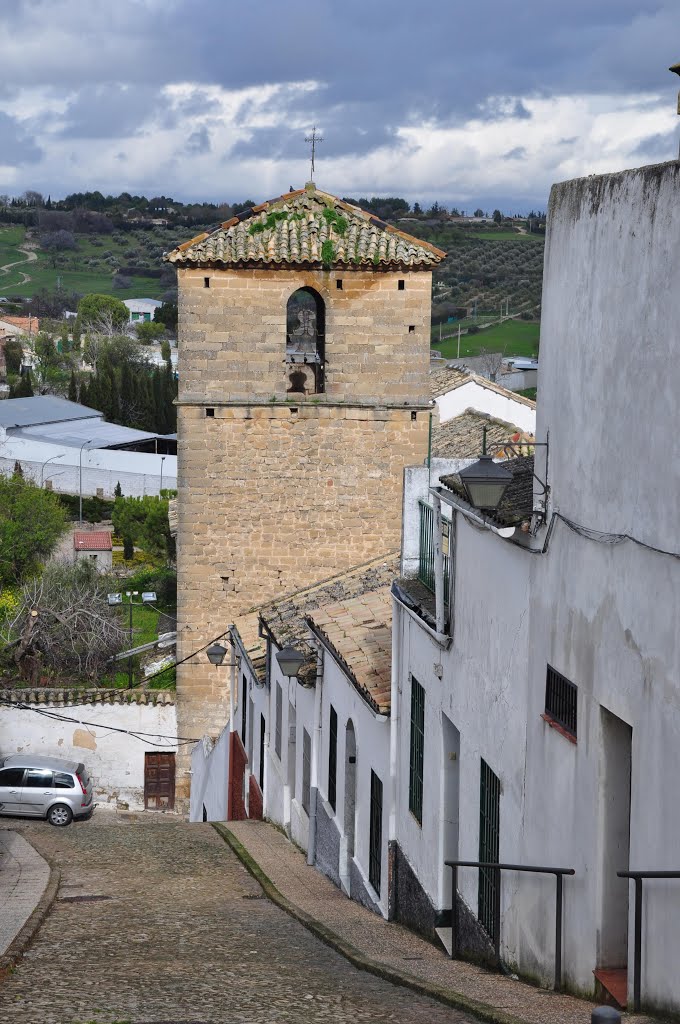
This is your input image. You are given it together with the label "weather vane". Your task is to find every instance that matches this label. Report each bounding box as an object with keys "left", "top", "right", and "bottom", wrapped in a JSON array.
[{"left": 305, "top": 126, "right": 323, "bottom": 181}]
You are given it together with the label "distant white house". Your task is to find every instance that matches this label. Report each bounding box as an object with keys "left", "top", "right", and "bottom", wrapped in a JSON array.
[
  {"left": 124, "top": 298, "right": 162, "bottom": 323},
  {"left": 430, "top": 365, "right": 536, "bottom": 435},
  {"left": 73, "top": 530, "right": 113, "bottom": 571}
]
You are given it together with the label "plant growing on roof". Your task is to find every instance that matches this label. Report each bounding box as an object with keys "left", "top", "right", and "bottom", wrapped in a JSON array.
[
  {"left": 322, "top": 206, "right": 348, "bottom": 235},
  {"left": 321, "top": 240, "right": 335, "bottom": 267}
]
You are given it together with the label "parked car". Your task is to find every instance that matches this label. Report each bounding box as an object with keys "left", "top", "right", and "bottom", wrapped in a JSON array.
[{"left": 0, "top": 755, "right": 95, "bottom": 826}]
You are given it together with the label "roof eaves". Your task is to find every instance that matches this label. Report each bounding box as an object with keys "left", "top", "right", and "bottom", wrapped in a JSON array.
[{"left": 304, "top": 615, "right": 386, "bottom": 715}]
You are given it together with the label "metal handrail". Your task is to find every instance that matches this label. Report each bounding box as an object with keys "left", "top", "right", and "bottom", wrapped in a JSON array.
[
  {"left": 445, "top": 859, "right": 575, "bottom": 990},
  {"left": 617, "top": 869, "right": 680, "bottom": 1011}
]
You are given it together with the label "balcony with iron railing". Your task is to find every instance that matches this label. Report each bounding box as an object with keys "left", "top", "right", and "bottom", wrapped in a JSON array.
[{"left": 418, "top": 500, "right": 450, "bottom": 605}]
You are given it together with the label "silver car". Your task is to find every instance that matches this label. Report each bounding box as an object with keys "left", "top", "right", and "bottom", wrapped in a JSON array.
[{"left": 0, "top": 754, "right": 95, "bottom": 826}]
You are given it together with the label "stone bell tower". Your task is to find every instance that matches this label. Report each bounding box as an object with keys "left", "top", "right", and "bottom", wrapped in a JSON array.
[{"left": 166, "top": 184, "right": 445, "bottom": 790}]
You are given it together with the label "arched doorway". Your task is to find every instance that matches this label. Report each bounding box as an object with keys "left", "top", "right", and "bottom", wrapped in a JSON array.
[
  {"left": 340, "top": 719, "right": 357, "bottom": 896},
  {"left": 286, "top": 287, "right": 325, "bottom": 394}
]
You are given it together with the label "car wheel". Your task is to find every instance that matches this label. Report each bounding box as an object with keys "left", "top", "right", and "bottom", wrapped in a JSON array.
[{"left": 47, "top": 804, "right": 73, "bottom": 827}]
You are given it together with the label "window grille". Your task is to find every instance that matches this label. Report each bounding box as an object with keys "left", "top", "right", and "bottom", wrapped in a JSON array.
[
  {"left": 259, "top": 714, "right": 265, "bottom": 790},
  {"left": 369, "top": 770, "right": 383, "bottom": 896},
  {"left": 418, "top": 501, "right": 450, "bottom": 603},
  {"left": 275, "top": 683, "right": 282, "bottom": 759},
  {"left": 545, "top": 665, "right": 577, "bottom": 737},
  {"left": 478, "top": 759, "right": 501, "bottom": 941},
  {"left": 302, "top": 729, "right": 311, "bottom": 814},
  {"left": 409, "top": 677, "right": 425, "bottom": 824},
  {"left": 328, "top": 705, "right": 338, "bottom": 811},
  {"left": 241, "top": 675, "right": 248, "bottom": 745}
]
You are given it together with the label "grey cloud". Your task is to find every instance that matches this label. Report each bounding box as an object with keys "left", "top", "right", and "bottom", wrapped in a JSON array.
[
  {"left": 503, "top": 147, "right": 527, "bottom": 160},
  {"left": 632, "top": 131, "right": 677, "bottom": 159},
  {"left": 58, "top": 84, "right": 162, "bottom": 139},
  {"left": 0, "top": 112, "right": 43, "bottom": 164},
  {"left": 186, "top": 127, "right": 212, "bottom": 155}
]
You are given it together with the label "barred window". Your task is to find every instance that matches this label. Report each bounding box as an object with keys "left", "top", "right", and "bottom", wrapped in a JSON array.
[
  {"left": 409, "top": 676, "right": 425, "bottom": 824},
  {"left": 328, "top": 705, "right": 338, "bottom": 811},
  {"left": 275, "top": 683, "right": 282, "bottom": 759},
  {"left": 545, "top": 665, "right": 577, "bottom": 738},
  {"left": 369, "top": 770, "right": 383, "bottom": 895}
]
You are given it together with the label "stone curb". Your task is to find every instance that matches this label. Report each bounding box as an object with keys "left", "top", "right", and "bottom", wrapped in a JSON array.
[
  {"left": 0, "top": 835, "right": 61, "bottom": 978},
  {"left": 212, "top": 822, "right": 526, "bottom": 1024}
]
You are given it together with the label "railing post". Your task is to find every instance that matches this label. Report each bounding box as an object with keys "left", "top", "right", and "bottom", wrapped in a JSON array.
[
  {"left": 493, "top": 866, "right": 502, "bottom": 964},
  {"left": 451, "top": 864, "right": 458, "bottom": 960},
  {"left": 555, "top": 872, "right": 563, "bottom": 990},
  {"left": 633, "top": 876, "right": 642, "bottom": 1012}
]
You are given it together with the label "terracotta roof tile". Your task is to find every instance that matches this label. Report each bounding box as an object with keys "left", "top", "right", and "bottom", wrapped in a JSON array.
[
  {"left": 238, "top": 554, "right": 398, "bottom": 690},
  {"left": 306, "top": 587, "right": 393, "bottom": 714},
  {"left": 165, "top": 186, "right": 446, "bottom": 270},
  {"left": 431, "top": 410, "right": 534, "bottom": 460},
  {"left": 73, "top": 531, "right": 112, "bottom": 551}
]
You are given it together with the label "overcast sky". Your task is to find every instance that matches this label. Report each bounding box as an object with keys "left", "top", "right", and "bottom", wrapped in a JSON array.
[{"left": 0, "top": 0, "right": 678, "bottom": 211}]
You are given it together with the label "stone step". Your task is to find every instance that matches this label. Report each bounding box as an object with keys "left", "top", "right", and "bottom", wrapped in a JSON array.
[
  {"left": 593, "top": 968, "right": 628, "bottom": 1009},
  {"left": 435, "top": 925, "right": 453, "bottom": 957}
]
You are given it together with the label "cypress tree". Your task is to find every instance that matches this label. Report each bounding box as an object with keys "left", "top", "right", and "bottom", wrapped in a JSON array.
[
  {"left": 68, "top": 370, "right": 78, "bottom": 403},
  {"left": 79, "top": 377, "right": 89, "bottom": 406}
]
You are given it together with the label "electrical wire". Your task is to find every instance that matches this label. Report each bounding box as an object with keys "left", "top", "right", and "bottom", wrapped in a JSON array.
[
  {"left": 552, "top": 512, "right": 680, "bottom": 561},
  {"left": 0, "top": 698, "right": 198, "bottom": 747},
  {"left": 136, "top": 625, "right": 234, "bottom": 686}
]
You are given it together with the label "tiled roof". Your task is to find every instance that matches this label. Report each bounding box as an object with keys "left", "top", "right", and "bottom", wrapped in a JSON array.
[
  {"left": 429, "top": 364, "right": 537, "bottom": 408},
  {"left": 431, "top": 410, "right": 534, "bottom": 460},
  {"left": 73, "top": 531, "right": 112, "bottom": 551},
  {"left": 165, "top": 185, "right": 446, "bottom": 270},
  {"left": 306, "top": 587, "right": 393, "bottom": 715},
  {"left": 0, "top": 316, "right": 38, "bottom": 334},
  {"left": 440, "top": 454, "right": 535, "bottom": 527},
  {"left": 240, "top": 554, "right": 398, "bottom": 690}
]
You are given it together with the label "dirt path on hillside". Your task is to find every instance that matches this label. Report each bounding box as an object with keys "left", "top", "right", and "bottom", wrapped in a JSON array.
[{"left": 0, "top": 245, "right": 38, "bottom": 288}]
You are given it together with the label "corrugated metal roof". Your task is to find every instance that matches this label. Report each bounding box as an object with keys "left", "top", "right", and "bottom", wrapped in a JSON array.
[
  {"left": 13, "top": 418, "right": 158, "bottom": 449},
  {"left": 0, "top": 396, "right": 101, "bottom": 429}
]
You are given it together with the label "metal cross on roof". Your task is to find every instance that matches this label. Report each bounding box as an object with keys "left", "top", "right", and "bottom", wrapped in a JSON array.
[{"left": 305, "top": 126, "right": 323, "bottom": 181}]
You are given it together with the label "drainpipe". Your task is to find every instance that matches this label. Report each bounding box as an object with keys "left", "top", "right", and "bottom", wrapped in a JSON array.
[
  {"left": 307, "top": 643, "right": 324, "bottom": 866},
  {"left": 433, "top": 492, "right": 446, "bottom": 635},
  {"left": 388, "top": 595, "right": 402, "bottom": 919}
]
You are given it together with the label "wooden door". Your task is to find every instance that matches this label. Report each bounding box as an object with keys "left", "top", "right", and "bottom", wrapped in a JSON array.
[{"left": 144, "top": 752, "right": 176, "bottom": 810}]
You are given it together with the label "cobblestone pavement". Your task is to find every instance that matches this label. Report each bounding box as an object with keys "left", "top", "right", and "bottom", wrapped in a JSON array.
[{"left": 0, "top": 812, "right": 476, "bottom": 1024}]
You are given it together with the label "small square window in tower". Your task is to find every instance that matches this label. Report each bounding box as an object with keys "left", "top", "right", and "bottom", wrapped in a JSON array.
[{"left": 286, "top": 288, "right": 325, "bottom": 394}]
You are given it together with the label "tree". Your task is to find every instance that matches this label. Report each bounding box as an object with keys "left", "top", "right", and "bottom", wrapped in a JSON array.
[
  {"left": 76, "top": 294, "right": 128, "bottom": 335},
  {"left": 493, "top": 209, "right": 503, "bottom": 225},
  {"left": 0, "top": 475, "right": 68, "bottom": 585},
  {"left": 474, "top": 208, "right": 484, "bottom": 218},
  {"left": 136, "top": 320, "right": 165, "bottom": 344},
  {"left": 11, "top": 370, "right": 34, "bottom": 397},
  {"left": 112, "top": 494, "right": 175, "bottom": 563},
  {"left": 0, "top": 559, "right": 126, "bottom": 682},
  {"left": 4, "top": 340, "right": 23, "bottom": 375},
  {"left": 154, "top": 301, "right": 178, "bottom": 331},
  {"left": 160, "top": 338, "right": 171, "bottom": 365},
  {"left": 114, "top": 481, "right": 123, "bottom": 498}
]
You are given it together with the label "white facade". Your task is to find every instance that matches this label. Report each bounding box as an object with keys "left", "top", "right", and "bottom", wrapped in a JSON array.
[
  {"left": 124, "top": 298, "right": 162, "bottom": 322},
  {"left": 435, "top": 376, "right": 535, "bottom": 434},
  {"left": 0, "top": 692, "right": 177, "bottom": 810},
  {"left": 0, "top": 437, "right": 177, "bottom": 498},
  {"left": 393, "top": 161, "right": 680, "bottom": 1012}
]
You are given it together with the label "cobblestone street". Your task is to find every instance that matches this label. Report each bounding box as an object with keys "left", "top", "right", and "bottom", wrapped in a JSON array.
[{"left": 0, "top": 813, "right": 475, "bottom": 1024}]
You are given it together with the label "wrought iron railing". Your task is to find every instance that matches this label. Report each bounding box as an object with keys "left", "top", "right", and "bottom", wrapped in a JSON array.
[
  {"left": 445, "top": 859, "right": 575, "bottom": 990},
  {"left": 617, "top": 870, "right": 680, "bottom": 1011},
  {"left": 418, "top": 501, "right": 450, "bottom": 603}
]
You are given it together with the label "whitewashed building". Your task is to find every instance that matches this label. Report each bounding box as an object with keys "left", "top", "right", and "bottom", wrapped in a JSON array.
[
  {"left": 391, "top": 160, "right": 680, "bottom": 1013},
  {"left": 430, "top": 364, "right": 536, "bottom": 435}
]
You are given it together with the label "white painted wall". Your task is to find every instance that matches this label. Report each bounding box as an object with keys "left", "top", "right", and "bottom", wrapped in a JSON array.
[
  {"left": 401, "top": 460, "right": 462, "bottom": 577},
  {"left": 395, "top": 512, "right": 531, "bottom": 932},
  {"left": 435, "top": 379, "right": 535, "bottom": 433},
  {"left": 190, "top": 726, "right": 230, "bottom": 822},
  {"left": 317, "top": 652, "right": 391, "bottom": 915},
  {"left": 0, "top": 438, "right": 177, "bottom": 498},
  {"left": 0, "top": 695, "right": 177, "bottom": 811},
  {"left": 520, "top": 162, "right": 680, "bottom": 1009}
]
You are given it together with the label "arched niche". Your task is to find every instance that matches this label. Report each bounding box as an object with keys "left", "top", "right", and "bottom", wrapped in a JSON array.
[{"left": 286, "top": 287, "right": 325, "bottom": 394}]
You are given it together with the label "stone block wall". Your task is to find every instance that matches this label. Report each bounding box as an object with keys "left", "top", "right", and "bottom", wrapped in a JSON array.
[
  {"left": 174, "top": 263, "right": 433, "bottom": 801},
  {"left": 177, "top": 267, "right": 432, "bottom": 404}
]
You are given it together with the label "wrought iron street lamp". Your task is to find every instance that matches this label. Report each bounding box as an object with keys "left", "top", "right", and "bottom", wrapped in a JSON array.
[
  {"left": 458, "top": 455, "right": 513, "bottom": 511},
  {"left": 275, "top": 644, "right": 306, "bottom": 678}
]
